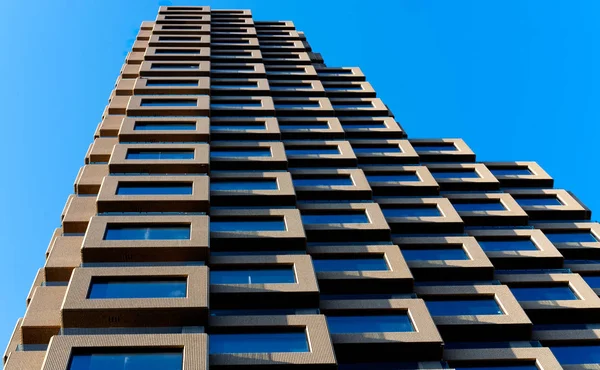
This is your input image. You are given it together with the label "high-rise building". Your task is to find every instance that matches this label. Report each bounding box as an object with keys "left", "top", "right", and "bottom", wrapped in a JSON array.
[{"left": 4, "top": 5, "right": 600, "bottom": 370}]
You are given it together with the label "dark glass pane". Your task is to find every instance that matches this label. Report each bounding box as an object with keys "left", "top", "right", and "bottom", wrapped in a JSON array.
[
  {"left": 134, "top": 122, "right": 196, "bottom": 131},
  {"left": 302, "top": 212, "right": 369, "bottom": 224},
  {"left": 281, "top": 123, "right": 330, "bottom": 130},
  {"left": 478, "top": 240, "right": 538, "bottom": 252},
  {"left": 145, "top": 80, "right": 199, "bottom": 86},
  {"left": 286, "top": 147, "right": 340, "bottom": 156},
  {"left": 211, "top": 219, "right": 286, "bottom": 232},
  {"left": 88, "top": 278, "right": 187, "bottom": 299},
  {"left": 551, "top": 345, "right": 600, "bottom": 365},
  {"left": 353, "top": 147, "right": 402, "bottom": 154},
  {"left": 154, "top": 50, "right": 201, "bottom": 54},
  {"left": 382, "top": 207, "right": 441, "bottom": 217},
  {"left": 210, "top": 148, "right": 271, "bottom": 157},
  {"left": 510, "top": 286, "right": 578, "bottom": 301},
  {"left": 104, "top": 225, "right": 190, "bottom": 240},
  {"left": 452, "top": 202, "right": 506, "bottom": 211},
  {"left": 209, "top": 333, "right": 309, "bottom": 354},
  {"left": 211, "top": 268, "right": 295, "bottom": 284},
  {"left": 211, "top": 124, "right": 265, "bottom": 131},
  {"left": 126, "top": 150, "right": 194, "bottom": 160},
  {"left": 332, "top": 102, "right": 373, "bottom": 108},
  {"left": 545, "top": 232, "right": 598, "bottom": 243},
  {"left": 426, "top": 299, "right": 503, "bottom": 316},
  {"left": 366, "top": 174, "right": 420, "bottom": 182},
  {"left": 341, "top": 122, "right": 387, "bottom": 128},
  {"left": 582, "top": 276, "right": 600, "bottom": 288},
  {"left": 68, "top": 351, "right": 182, "bottom": 370},
  {"left": 516, "top": 198, "right": 563, "bottom": 206},
  {"left": 151, "top": 64, "right": 199, "bottom": 69},
  {"left": 313, "top": 257, "right": 389, "bottom": 272},
  {"left": 327, "top": 315, "right": 414, "bottom": 334},
  {"left": 293, "top": 176, "right": 353, "bottom": 187},
  {"left": 491, "top": 168, "right": 532, "bottom": 176},
  {"left": 432, "top": 171, "right": 480, "bottom": 179},
  {"left": 140, "top": 99, "right": 197, "bottom": 107},
  {"left": 402, "top": 248, "right": 469, "bottom": 261},
  {"left": 116, "top": 183, "right": 193, "bottom": 195},
  {"left": 454, "top": 366, "right": 538, "bottom": 370},
  {"left": 211, "top": 179, "right": 278, "bottom": 191},
  {"left": 413, "top": 144, "right": 456, "bottom": 152},
  {"left": 275, "top": 102, "right": 321, "bottom": 108},
  {"left": 211, "top": 102, "right": 262, "bottom": 108}
]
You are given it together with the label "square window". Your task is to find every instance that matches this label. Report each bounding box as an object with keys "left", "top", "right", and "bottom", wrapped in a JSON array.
[
  {"left": 211, "top": 218, "right": 286, "bottom": 232},
  {"left": 510, "top": 286, "right": 578, "bottom": 301},
  {"left": 87, "top": 278, "right": 187, "bottom": 299},
  {"left": 211, "top": 267, "right": 296, "bottom": 284},
  {"left": 453, "top": 202, "right": 506, "bottom": 212},
  {"left": 140, "top": 99, "right": 197, "bottom": 107},
  {"left": 327, "top": 315, "right": 414, "bottom": 334},
  {"left": 133, "top": 121, "right": 196, "bottom": 130},
  {"left": 211, "top": 123, "right": 265, "bottom": 131},
  {"left": 545, "top": 232, "right": 597, "bottom": 243},
  {"left": 211, "top": 179, "right": 278, "bottom": 191},
  {"left": 425, "top": 298, "right": 503, "bottom": 316},
  {"left": 431, "top": 170, "right": 480, "bottom": 179},
  {"left": 582, "top": 275, "right": 600, "bottom": 288},
  {"left": 453, "top": 365, "right": 538, "bottom": 370},
  {"left": 126, "top": 149, "right": 194, "bottom": 160},
  {"left": 402, "top": 248, "right": 469, "bottom": 261},
  {"left": 491, "top": 168, "right": 532, "bottom": 176},
  {"left": 103, "top": 224, "right": 191, "bottom": 240},
  {"left": 68, "top": 350, "right": 183, "bottom": 370},
  {"left": 293, "top": 175, "right": 354, "bottom": 187},
  {"left": 413, "top": 144, "right": 457, "bottom": 152},
  {"left": 209, "top": 332, "right": 309, "bottom": 354},
  {"left": 478, "top": 240, "right": 538, "bottom": 252},
  {"left": 366, "top": 174, "right": 420, "bottom": 182},
  {"left": 286, "top": 146, "right": 340, "bottom": 156},
  {"left": 516, "top": 197, "right": 563, "bottom": 206},
  {"left": 313, "top": 256, "right": 389, "bottom": 272},
  {"left": 210, "top": 148, "right": 272, "bottom": 158},
  {"left": 302, "top": 211, "right": 370, "bottom": 224},
  {"left": 550, "top": 345, "right": 600, "bottom": 365},
  {"left": 116, "top": 183, "right": 193, "bottom": 195},
  {"left": 382, "top": 207, "right": 441, "bottom": 217},
  {"left": 151, "top": 63, "right": 199, "bottom": 69},
  {"left": 353, "top": 146, "right": 402, "bottom": 154}
]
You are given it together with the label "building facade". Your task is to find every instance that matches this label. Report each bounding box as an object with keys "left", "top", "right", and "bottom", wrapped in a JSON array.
[{"left": 4, "top": 5, "right": 600, "bottom": 370}]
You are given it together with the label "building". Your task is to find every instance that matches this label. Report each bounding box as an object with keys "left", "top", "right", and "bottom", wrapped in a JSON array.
[{"left": 3, "top": 5, "right": 600, "bottom": 370}]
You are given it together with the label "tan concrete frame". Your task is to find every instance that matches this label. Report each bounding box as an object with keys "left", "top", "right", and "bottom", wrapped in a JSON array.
[
  {"left": 278, "top": 117, "right": 344, "bottom": 140},
  {"left": 306, "top": 245, "right": 413, "bottom": 293},
  {"left": 532, "top": 222, "right": 600, "bottom": 259},
  {"left": 208, "top": 315, "right": 336, "bottom": 369},
  {"left": 42, "top": 334, "right": 207, "bottom": 370},
  {"left": 210, "top": 117, "right": 281, "bottom": 140},
  {"left": 445, "top": 193, "right": 528, "bottom": 226},
  {"left": 209, "top": 141, "right": 287, "bottom": 170},
  {"left": 127, "top": 95, "right": 210, "bottom": 116},
  {"left": 97, "top": 175, "right": 209, "bottom": 213},
  {"left": 210, "top": 96, "right": 276, "bottom": 115},
  {"left": 82, "top": 215, "right": 209, "bottom": 263},
  {"left": 319, "top": 299, "right": 442, "bottom": 362},
  {"left": 415, "top": 285, "right": 532, "bottom": 341},
  {"left": 133, "top": 77, "right": 210, "bottom": 94},
  {"left": 273, "top": 97, "right": 335, "bottom": 116},
  {"left": 109, "top": 143, "right": 209, "bottom": 174},
  {"left": 468, "top": 229, "right": 564, "bottom": 269},
  {"left": 350, "top": 139, "right": 420, "bottom": 164},
  {"left": 425, "top": 163, "right": 500, "bottom": 191},
  {"left": 139, "top": 60, "right": 210, "bottom": 77},
  {"left": 484, "top": 161, "right": 554, "bottom": 188},
  {"left": 74, "top": 164, "right": 108, "bottom": 193},
  {"left": 62, "top": 266, "right": 208, "bottom": 328},
  {"left": 291, "top": 168, "right": 372, "bottom": 200},
  {"left": 444, "top": 348, "right": 562, "bottom": 370},
  {"left": 410, "top": 138, "right": 476, "bottom": 162},
  {"left": 210, "top": 171, "right": 296, "bottom": 206},
  {"left": 362, "top": 165, "right": 439, "bottom": 196},
  {"left": 392, "top": 236, "right": 494, "bottom": 281},
  {"left": 210, "top": 208, "right": 306, "bottom": 251},
  {"left": 118, "top": 117, "right": 210, "bottom": 142},
  {"left": 506, "top": 189, "right": 591, "bottom": 220},
  {"left": 22, "top": 286, "right": 67, "bottom": 344},
  {"left": 209, "top": 255, "right": 319, "bottom": 309},
  {"left": 284, "top": 140, "right": 357, "bottom": 167},
  {"left": 376, "top": 197, "right": 464, "bottom": 234}
]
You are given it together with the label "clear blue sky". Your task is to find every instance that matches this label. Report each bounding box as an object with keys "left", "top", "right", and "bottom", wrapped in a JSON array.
[{"left": 1, "top": 0, "right": 599, "bottom": 350}]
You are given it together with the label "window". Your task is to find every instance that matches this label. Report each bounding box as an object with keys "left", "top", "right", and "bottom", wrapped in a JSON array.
[
  {"left": 515, "top": 197, "right": 563, "bottom": 206},
  {"left": 141, "top": 99, "right": 197, "bottom": 107},
  {"left": 158, "top": 36, "right": 202, "bottom": 41},
  {"left": 332, "top": 101, "right": 374, "bottom": 109},
  {"left": 286, "top": 146, "right": 340, "bottom": 156},
  {"left": 151, "top": 63, "right": 199, "bottom": 69},
  {"left": 68, "top": 350, "right": 183, "bottom": 370},
  {"left": 431, "top": 170, "right": 480, "bottom": 179},
  {"left": 154, "top": 49, "right": 201, "bottom": 55},
  {"left": 104, "top": 224, "right": 191, "bottom": 240},
  {"left": 550, "top": 345, "right": 600, "bottom": 365},
  {"left": 453, "top": 365, "right": 538, "bottom": 370},
  {"left": 275, "top": 101, "right": 321, "bottom": 108},
  {"left": 301, "top": 211, "right": 370, "bottom": 224},
  {"left": 211, "top": 123, "right": 266, "bottom": 131},
  {"left": 211, "top": 82, "right": 258, "bottom": 89},
  {"left": 293, "top": 175, "right": 353, "bottom": 187},
  {"left": 353, "top": 146, "right": 402, "bottom": 154},
  {"left": 382, "top": 207, "right": 441, "bottom": 217},
  {"left": 583, "top": 276, "right": 600, "bottom": 288},
  {"left": 545, "top": 232, "right": 598, "bottom": 243},
  {"left": 210, "top": 148, "right": 271, "bottom": 157},
  {"left": 510, "top": 286, "right": 578, "bottom": 301},
  {"left": 327, "top": 315, "right": 414, "bottom": 334},
  {"left": 280, "top": 122, "right": 330, "bottom": 130},
  {"left": 145, "top": 80, "right": 199, "bottom": 86},
  {"left": 211, "top": 218, "right": 286, "bottom": 232},
  {"left": 325, "top": 85, "right": 364, "bottom": 92},
  {"left": 452, "top": 202, "right": 506, "bottom": 211},
  {"left": 209, "top": 333, "right": 309, "bottom": 354},
  {"left": 402, "top": 248, "right": 469, "bottom": 261},
  {"left": 116, "top": 183, "right": 193, "bottom": 195},
  {"left": 313, "top": 256, "right": 389, "bottom": 272},
  {"left": 133, "top": 122, "right": 196, "bottom": 131},
  {"left": 270, "top": 83, "right": 312, "bottom": 90},
  {"left": 366, "top": 174, "right": 420, "bottom": 182},
  {"left": 491, "top": 168, "right": 532, "bottom": 176},
  {"left": 211, "top": 267, "right": 295, "bottom": 284},
  {"left": 412, "top": 144, "right": 457, "bottom": 152},
  {"left": 88, "top": 278, "right": 187, "bottom": 299},
  {"left": 425, "top": 298, "right": 503, "bottom": 316},
  {"left": 210, "top": 101, "right": 263, "bottom": 108},
  {"left": 341, "top": 122, "right": 387, "bottom": 129},
  {"left": 471, "top": 235, "right": 542, "bottom": 250},
  {"left": 211, "top": 179, "right": 278, "bottom": 191},
  {"left": 126, "top": 149, "right": 194, "bottom": 160},
  {"left": 163, "top": 25, "right": 202, "bottom": 30}
]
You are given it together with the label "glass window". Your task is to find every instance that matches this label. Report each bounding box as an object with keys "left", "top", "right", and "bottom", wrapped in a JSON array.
[
  {"left": 211, "top": 267, "right": 295, "bottom": 284},
  {"left": 516, "top": 197, "right": 563, "bottom": 206},
  {"left": 582, "top": 276, "right": 600, "bottom": 288},
  {"left": 327, "top": 315, "right": 414, "bottom": 334},
  {"left": 210, "top": 148, "right": 272, "bottom": 158},
  {"left": 275, "top": 102, "right": 321, "bottom": 108},
  {"left": 211, "top": 102, "right": 263, "bottom": 108},
  {"left": 68, "top": 350, "right": 183, "bottom": 370},
  {"left": 280, "top": 122, "right": 330, "bottom": 130},
  {"left": 332, "top": 102, "right": 374, "bottom": 109},
  {"left": 510, "top": 286, "right": 578, "bottom": 301},
  {"left": 325, "top": 86, "right": 364, "bottom": 92},
  {"left": 212, "top": 82, "right": 258, "bottom": 89},
  {"left": 293, "top": 175, "right": 353, "bottom": 187},
  {"left": 88, "top": 278, "right": 187, "bottom": 299},
  {"left": 211, "top": 179, "right": 278, "bottom": 191},
  {"left": 116, "top": 183, "right": 193, "bottom": 195},
  {"left": 154, "top": 49, "right": 201, "bottom": 55},
  {"left": 353, "top": 146, "right": 402, "bottom": 154},
  {"left": 550, "top": 345, "right": 600, "bottom": 365},
  {"left": 452, "top": 202, "right": 506, "bottom": 211},
  {"left": 104, "top": 224, "right": 190, "bottom": 240},
  {"left": 402, "top": 248, "right": 469, "bottom": 261},
  {"left": 366, "top": 173, "right": 420, "bottom": 182},
  {"left": 341, "top": 122, "right": 387, "bottom": 129},
  {"left": 146, "top": 80, "right": 199, "bottom": 86},
  {"left": 412, "top": 144, "right": 457, "bottom": 152},
  {"left": 133, "top": 122, "right": 196, "bottom": 131},
  {"left": 286, "top": 146, "right": 340, "bottom": 156},
  {"left": 209, "top": 333, "right": 309, "bottom": 354},
  {"left": 126, "top": 149, "right": 194, "bottom": 160},
  {"left": 301, "top": 212, "right": 370, "bottom": 224},
  {"left": 453, "top": 365, "right": 538, "bottom": 370},
  {"left": 159, "top": 36, "right": 202, "bottom": 41},
  {"left": 491, "top": 168, "right": 532, "bottom": 176},
  {"left": 151, "top": 63, "right": 199, "bottom": 69},
  {"left": 431, "top": 171, "right": 480, "bottom": 179},
  {"left": 545, "top": 232, "right": 598, "bottom": 243},
  {"left": 382, "top": 207, "right": 441, "bottom": 217},
  {"left": 478, "top": 240, "right": 538, "bottom": 252},
  {"left": 426, "top": 298, "right": 503, "bottom": 316},
  {"left": 211, "top": 218, "right": 286, "bottom": 232},
  {"left": 313, "top": 256, "right": 389, "bottom": 272},
  {"left": 211, "top": 123, "right": 265, "bottom": 131}
]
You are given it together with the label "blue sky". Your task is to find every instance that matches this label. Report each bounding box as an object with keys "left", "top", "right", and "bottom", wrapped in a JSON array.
[{"left": 1, "top": 0, "right": 599, "bottom": 350}]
